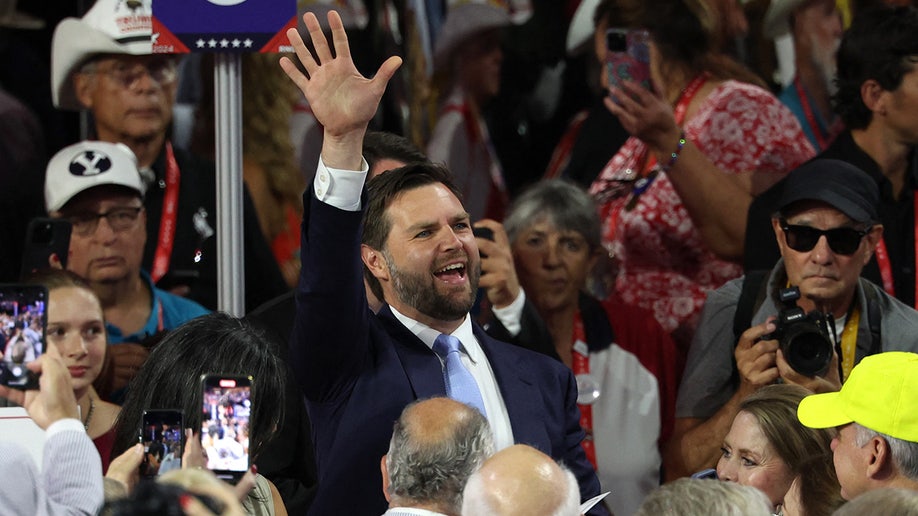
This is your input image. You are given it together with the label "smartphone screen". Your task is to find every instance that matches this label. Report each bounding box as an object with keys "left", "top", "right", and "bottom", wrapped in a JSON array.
[
  {"left": 20, "top": 218, "right": 71, "bottom": 280},
  {"left": 605, "top": 28, "right": 653, "bottom": 103},
  {"left": 200, "top": 374, "right": 252, "bottom": 483},
  {"left": 140, "top": 409, "right": 184, "bottom": 477},
  {"left": 0, "top": 284, "right": 47, "bottom": 389}
]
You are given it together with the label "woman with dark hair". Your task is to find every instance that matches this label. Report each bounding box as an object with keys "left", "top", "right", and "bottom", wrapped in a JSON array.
[
  {"left": 588, "top": 0, "right": 814, "bottom": 348},
  {"left": 111, "top": 312, "right": 287, "bottom": 516},
  {"left": 717, "top": 384, "right": 843, "bottom": 515}
]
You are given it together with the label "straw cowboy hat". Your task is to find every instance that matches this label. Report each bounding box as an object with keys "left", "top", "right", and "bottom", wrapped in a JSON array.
[{"left": 51, "top": 0, "right": 154, "bottom": 110}]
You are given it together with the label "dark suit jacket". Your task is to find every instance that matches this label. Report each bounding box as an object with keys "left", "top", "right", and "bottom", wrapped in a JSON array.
[{"left": 291, "top": 189, "right": 604, "bottom": 516}]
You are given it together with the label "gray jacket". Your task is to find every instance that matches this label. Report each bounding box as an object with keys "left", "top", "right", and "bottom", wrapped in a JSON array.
[{"left": 677, "top": 259, "right": 918, "bottom": 419}]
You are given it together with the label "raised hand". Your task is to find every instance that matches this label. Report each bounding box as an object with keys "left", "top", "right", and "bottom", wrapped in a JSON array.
[
  {"left": 605, "top": 81, "right": 681, "bottom": 157},
  {"left": 279, "top": 10, "right": 401, "bottom": 170}
]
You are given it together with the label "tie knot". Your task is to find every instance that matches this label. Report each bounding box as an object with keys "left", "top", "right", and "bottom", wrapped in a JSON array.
[{"left": 433, "top": 333, "right": 462, "bottom": 358}]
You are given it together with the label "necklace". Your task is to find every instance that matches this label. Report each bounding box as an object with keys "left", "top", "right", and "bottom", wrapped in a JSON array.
[{"left": 82, "top": 397, "right": 96, "bottom": 431}]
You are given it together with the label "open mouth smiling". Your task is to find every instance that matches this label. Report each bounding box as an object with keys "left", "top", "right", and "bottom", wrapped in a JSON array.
[{"left": 434, "top": 263, "right": 467, "bottom": 284}]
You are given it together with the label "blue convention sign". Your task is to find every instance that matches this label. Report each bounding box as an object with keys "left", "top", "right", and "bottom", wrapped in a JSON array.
[{"left": 152, "top": 0, "right": 296, "bottom": 53}]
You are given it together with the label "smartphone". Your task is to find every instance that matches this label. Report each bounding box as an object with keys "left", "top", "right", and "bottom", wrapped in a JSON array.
[
  {"left": 605, "top": 28, "right": 652, "bottom": 103},
  {"left": 473, "top": 226, "right": 495, "bottom": 260},
  {"left": 0, "top": 284, "right": 48, "bottom": 389},
  {"left": 20, "top": 218, "right": 71, "bottom": 280},
  {"left": 200, "top": 374, "right": 253, "bottom": 483},
  {"left": 140, "top": 409, "right": 184, "bottom": 478}
]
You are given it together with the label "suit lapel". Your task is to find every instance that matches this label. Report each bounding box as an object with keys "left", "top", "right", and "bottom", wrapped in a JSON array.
[
  {"left": 377, "top": 306, "right": 447, "bottom": 400},
  {"left": 473, "top": 325, "right": 542, "bottom": 444}
]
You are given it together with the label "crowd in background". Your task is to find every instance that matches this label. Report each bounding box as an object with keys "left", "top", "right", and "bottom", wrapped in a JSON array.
[{"left": 2, "top": 0, "right": 918, "bottom": 514}]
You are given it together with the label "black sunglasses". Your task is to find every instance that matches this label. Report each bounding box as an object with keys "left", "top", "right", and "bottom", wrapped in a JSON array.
[{"left": 780, "top": 219, "right": 869, "bottom": 256}]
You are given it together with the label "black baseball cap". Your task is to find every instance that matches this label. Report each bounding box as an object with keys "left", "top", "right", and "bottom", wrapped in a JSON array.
[{"left": 778, "top": 159, "right": 879, "bottom": 224}]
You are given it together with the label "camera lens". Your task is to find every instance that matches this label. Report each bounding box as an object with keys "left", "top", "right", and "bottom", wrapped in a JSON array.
[{"left": 782, "top": 327, "right": 833, "bottom": 376}]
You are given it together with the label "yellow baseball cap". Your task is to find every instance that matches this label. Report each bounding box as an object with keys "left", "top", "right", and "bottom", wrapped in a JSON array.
[{"left": 797, "top": 352, "right": 918, "bottom": 442}]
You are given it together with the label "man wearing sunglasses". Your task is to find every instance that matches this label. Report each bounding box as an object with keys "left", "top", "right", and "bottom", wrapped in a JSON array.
[{"left": 664, "top": 159, "right": 918, "bottom": 480}]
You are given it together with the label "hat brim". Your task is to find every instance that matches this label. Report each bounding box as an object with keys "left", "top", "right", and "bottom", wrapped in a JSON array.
[
  {"left": 797, "top": 391, "right": 855, "bottom": 429},
  {"left": 433, "top": 4, "right": 510, "bottom": 73},
  {"left": 52, "top": 18, "right": 152, "bottom": 110},
  {"left": 763, "top": 0, "right": 807, "bottom": 39},
  {"left": 566, "top": 0, "right": 599, "bottom": 56}
]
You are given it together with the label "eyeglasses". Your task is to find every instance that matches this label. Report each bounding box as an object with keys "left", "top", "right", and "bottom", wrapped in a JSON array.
[
  {"left": 780, "top": 219, "right": 869, "bottom": 256},
  {"left": 68, "top": 206, "right": 143, "bottom": 236},
  {"left": 84, "top": 59, "right": 177, "bottom": 90}
]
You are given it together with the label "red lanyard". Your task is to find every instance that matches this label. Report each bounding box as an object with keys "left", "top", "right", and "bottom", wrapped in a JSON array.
[
  {"left": 794, "top": 77, "right": 832, "bottom": 151},
  {"left": 151, "top": 142, "right": 181, "bottom": 284},
  {"left": 874, "top": 195, "right": 918, "bottom": 308},
  {"left": 607, "top": 74, "right": 708, "bottom": 233},
  {"left": 572, "top": 310, "right": 597, "bottom": 471}
]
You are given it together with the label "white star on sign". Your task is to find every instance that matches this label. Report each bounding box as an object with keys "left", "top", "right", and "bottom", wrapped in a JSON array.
[
  {"left": 208, "top": 39, "right": 217, "bottom": 48},
  {"left": 196, "top": 39, "right": 206, "bottom": 48},
  {"left": 220, "top": 39, "right": 229, "bottom": 48},
  {"left": 232, "top": 39, "right": 241, "bottom": 48},
  {"left": 243, "top": 39, "right": 253, "bottom": 48}
]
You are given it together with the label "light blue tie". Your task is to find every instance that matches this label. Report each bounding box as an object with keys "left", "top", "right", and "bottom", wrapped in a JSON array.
[{"left": 433, "top": 334, "right": 487, "bottom": 416}]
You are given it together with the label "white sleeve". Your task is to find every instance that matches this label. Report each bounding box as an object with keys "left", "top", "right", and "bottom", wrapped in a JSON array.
[
  {"left": 314, "top": 156, "right": 369, "bottom": 212},
  {"left": 490, "top": 290, "right": 526, "bottom": 337}
]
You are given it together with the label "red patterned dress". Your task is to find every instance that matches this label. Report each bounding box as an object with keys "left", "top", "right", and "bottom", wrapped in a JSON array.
[{"left": 589, "top": 80, "right": 814, "bottom": 346}]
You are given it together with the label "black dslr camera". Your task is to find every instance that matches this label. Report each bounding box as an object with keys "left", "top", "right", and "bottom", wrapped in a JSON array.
[{"left": 761, "top": 287, "right": 834, "bottom": 376}]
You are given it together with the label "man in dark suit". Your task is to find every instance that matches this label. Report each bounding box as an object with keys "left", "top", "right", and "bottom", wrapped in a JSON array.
[{"left": 280, "top": 10, "right": 605, "bottom": 516}]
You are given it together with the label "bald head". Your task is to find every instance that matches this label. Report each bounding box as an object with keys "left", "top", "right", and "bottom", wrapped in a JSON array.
[
  {"left": 461, "top": 444, "right": 581, "bottom": 516},
  {"left": 384, "top": 398, "right": 494, "bottom": 514}
]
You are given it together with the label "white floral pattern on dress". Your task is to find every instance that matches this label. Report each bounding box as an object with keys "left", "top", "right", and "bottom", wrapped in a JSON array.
[{"left": 589, "top": 80, "right": 815, "bottom": 342}]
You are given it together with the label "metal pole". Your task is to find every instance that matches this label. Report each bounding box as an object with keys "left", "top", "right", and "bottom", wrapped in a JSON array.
[{"left": 214, "top": 53, "right": 245, "bottom": 316}]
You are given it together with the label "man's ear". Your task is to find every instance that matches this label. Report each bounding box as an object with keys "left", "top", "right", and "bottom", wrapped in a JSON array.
[
  {"left": 73, "top": 73, "right": 95, "bottom": 110},
  {"left": 380, "top": 454, "right": 391, "bottom": 503},
  {"left": 860, "top": 79, "right": 887, "bottom": 117},
  {"left": 861, "top": 224, "right": 884, "bottom": 266},
  {"left": 865, "top": 435, "right": 892, "bottom": 480},
  {"left": 772, "top": 217, "right": 787, "bottom": 256},
  {"left": 361, "top": 244, "right": 390, "bottom": 282}
]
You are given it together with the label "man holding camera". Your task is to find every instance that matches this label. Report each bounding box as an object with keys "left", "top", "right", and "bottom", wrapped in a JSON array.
[{"left": 664, "top": 159, "right": 918, "bottom": 480}]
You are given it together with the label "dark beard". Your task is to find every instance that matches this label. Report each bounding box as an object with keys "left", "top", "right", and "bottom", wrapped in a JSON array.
[{"left": 384, "top": 249, "right": 481, "bottom": 321}]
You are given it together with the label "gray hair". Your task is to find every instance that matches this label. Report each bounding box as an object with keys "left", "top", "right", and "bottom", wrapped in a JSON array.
[
  {"left": 503, "top": 180, "right": 601, "bottom": 252},
  {"left": 634, "top": 478, "right": 772, "bottom": 516},
  {"left": 855, "top": 423, "right": 918, "bottom": 481},
  {"left": 832, "top": 487, "right": 918, "bottom": 515},
  {"left": 386, "top": 399, "right": 494, "bottom": 513}
]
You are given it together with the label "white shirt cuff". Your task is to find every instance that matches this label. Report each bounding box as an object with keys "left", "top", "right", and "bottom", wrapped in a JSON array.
[
  {"left": 314, "top": 156, "right": 369, "bottom": 212},
  {"left": 45, "top": 418, "right": 85, "bottom": 438},
  {"left": 491, "top": 290, "right": 526, "bottom": 337}
]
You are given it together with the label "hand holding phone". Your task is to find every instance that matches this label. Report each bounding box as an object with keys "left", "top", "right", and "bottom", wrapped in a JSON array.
[
  {"left": 20, "top": 218, "right": 71, "bottom": 279},
  {"left": 200, "top": 374, "right": 253, "bottom": 483}
]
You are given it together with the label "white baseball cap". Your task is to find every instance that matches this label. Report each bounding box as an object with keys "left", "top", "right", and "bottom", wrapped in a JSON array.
[
  {"left": 51, "top": 0, "right": 154, "bottom": 110},
  {"left": 45, "top": 141, "right": 145, "bottom": 213}
]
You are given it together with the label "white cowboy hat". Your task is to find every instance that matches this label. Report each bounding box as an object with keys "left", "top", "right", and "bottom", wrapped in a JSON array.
[
  {"left": 51, "top": 0, "right": 154, "bottom": 110},
  {"left": 762, "top": 0, "right": 809, "bottom": 39},
  {"left": 433, "top": 2, "right": 511, "bottom": 73}
]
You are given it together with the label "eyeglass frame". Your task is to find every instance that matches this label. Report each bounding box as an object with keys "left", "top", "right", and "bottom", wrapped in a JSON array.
[
  {"left": 778, "top": 218, "right": 872, "bottom": 256},
  {"left": 79, "top": 56, "right": 178, "bottom": 90},
  {"left": 66, "top": 206, "right": 145, "bottom": 236}
]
